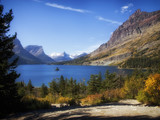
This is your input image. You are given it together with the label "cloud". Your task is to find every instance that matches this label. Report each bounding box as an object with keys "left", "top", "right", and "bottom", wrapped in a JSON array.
[
  {"left": 78, "top": 43, "right": 102, "bottom": 54},
  {"left": 96, "top": 16, "right": 122, "bottom": 25},
  {"left": 121, "top": 3, "right": 133, "bottom": 13},
  {"left": 45, "top": 2, "right": 90, "bottom": 13}
]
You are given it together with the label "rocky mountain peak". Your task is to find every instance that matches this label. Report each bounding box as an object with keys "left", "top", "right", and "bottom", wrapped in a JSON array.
[
  {"left": 25, "top": 45, "right": 54, "bottom": 64},
  {"left": 25, "top": 45, "right": 45, "bottom": 56},
  {"left": 129, "top": 9, "right": 142, "bottom": 19},
  {"left": 106, "top": 9, "right": 160, "bottom": 48},
  {"left": 88, "top": 9, "right": 160, "bottom": 66},
  {"left": 13, "top": 39, "right": 24, "bottom": 53}
]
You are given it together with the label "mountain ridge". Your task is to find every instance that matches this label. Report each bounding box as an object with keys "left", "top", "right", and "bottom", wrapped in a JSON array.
[
  {"left": 66, "top": 9, "right": 160, "bottom": 68},
  {"left": 50, "top": 52, "right": 88, "bottom": 62},
  {"left": 25, "top": 45, "right": 55, "bottom": 64},
  {"left": 13, "top": 39, "right": 44, "bottom": 64}
]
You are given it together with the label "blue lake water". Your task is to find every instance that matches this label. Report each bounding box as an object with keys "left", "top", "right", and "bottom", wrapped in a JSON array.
[{"left": 16, "top": 65, "right": 132, "bottom": 87}]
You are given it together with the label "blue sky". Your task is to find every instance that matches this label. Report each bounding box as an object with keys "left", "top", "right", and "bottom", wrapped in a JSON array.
[{"left": 2, "top": 0, "right": 160, "bottom": 56}]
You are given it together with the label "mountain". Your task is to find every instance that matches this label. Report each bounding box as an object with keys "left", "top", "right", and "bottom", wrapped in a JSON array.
[
  {"left": 72, "top": 9, "right": 160, "bottom": 68},
  {"left": 13, "top": 39, "right": 43, "bottom": 64},
  {"left": 25, "top": 45, "right": 55, "bottom": 64},
  {"left": 50, "top": 52, "right": 72, "bottom": 62},
  {"left": 70, "top": 53, "right": 88, "bottom": 59}
]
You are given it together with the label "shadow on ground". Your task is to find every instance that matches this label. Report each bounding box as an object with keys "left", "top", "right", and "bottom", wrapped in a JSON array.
[{"left": 4, "top": 102, "right": 160, "bottom": 120}]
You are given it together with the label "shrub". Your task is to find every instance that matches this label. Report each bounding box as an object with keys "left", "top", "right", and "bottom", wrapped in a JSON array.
[
  {"left": 21, "top": 95, "right": 51, "bottom": 111},
  {"left": 103, "top": 88, "right": 124, "bottom": 102},
  {"left": 136, "top": 90, "right": 148, "bottom": 103},
  {"left": 44, "top": 93, "right": 58, "bottom": 104},
  {"left": 122, "top": 77, "right": 145, "bottom": 99},
  {"left": 144, "top": 74, "right": 160, "bottom": 105},
  {"left": 81, "top": 94, "right": 104, "bottom": 106},
  {"left": 57, "top": 96, "right": 72, "bottom": 105}
]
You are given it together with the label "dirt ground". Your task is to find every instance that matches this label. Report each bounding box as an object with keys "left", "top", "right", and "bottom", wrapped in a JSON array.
[{"left": 2, "top": 99, "right": 160, "bottom": 120}]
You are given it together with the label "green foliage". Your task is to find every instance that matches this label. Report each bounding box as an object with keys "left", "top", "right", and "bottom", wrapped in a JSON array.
[
  {"left": 78, "top": 79, "right": 87, "bottom": 98},
  {"left": 40, "top": 83, "right": 48, "bottom": 98},
  {"left": 136, "top": 90, "right": 148, "bottom": 103},
  {"left": 104, "top": 70, "right": 116, "bottom": 90},
  {"left": 59, "top": 75, "right": 65, "bottom": 96},
  {"left": 123, "top": 70, "right": 145, "bottom": 98},
  {"left": 102, "top": 70, "right": 124, "bottom": 90},
  {"left": 0, "top": 5, "right": 20, "bottom": 115},
  {"left": 27, "top": 80, "right": 34, "bottom": 94},
  {"left": 44, "top": 93, "right": 57, "bottom": 103},
  {"left": 119, "top": 52, "right": 160, "bottom": 70},
  {"left": 17, "top": 81, "right": 26, "bottom": 97},
  {"left": 21, "top": 95, "right": 51, "bottom": 111},
  {"left": 49, "top": 79, "right": 59, "bottom": 95},
  {"left": 87, "top": 74, "right": 102, "bottom": 94}
]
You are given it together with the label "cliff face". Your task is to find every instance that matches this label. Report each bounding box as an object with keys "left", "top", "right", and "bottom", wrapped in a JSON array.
[
  {"left": 107, "top": 9, "right": 160, "bottom": 47},
  {"left": 87, "top": 9, "right": 160, "bottom": 66},
  {"left": 25, "top": 45, "right": 55, "bottom": 64},
  {"left": 13, "top": 39, "right": 44, "bottom": 64}
]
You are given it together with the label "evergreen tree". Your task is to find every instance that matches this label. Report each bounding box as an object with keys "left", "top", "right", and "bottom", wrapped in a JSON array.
[
  {"left": 49, "top": 79, "right": 59, "bottom": 95},
  {"left": 40, "top": 83, "right": 48, "bottom": 98},
  {"left": 79, "top": 79, "right": 87, "bottom": 97},
  {"left": 17, "top": 81, "right": 26, "bottom": 97},
  {"left": 97, "top": 72, "right": 102, "bottom": 91},
  {"left": 68, "top": 77, "right": 74, "bottom": 97},
  {"left": 103, "top": 70, "right": 116, "bottom": 90},
  {"left": 87, "top": 74, "right": 101, "bottom": 94},
  {"left": 0, "top": 5, "right": 20, "bottom": 115},
  {"left": 59, "top": 75, "right": 65, "bottom": 96},
  {"left": 27, "top": 80, "right": 33, "bottom": 94}
]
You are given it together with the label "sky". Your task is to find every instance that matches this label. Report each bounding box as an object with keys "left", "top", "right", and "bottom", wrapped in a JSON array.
[{"left": 1, "top": 0, "right": 160, "bottom": 56}]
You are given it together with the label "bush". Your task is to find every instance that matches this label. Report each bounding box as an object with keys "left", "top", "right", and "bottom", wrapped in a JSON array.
[
  {"left": 143, "top": 74, "right": 160, "bottom": 105},
  {"left": 122, "top": 76, "right": 145, "bottom": 99},
  {"left": 136, "top": 90, "right": 148, "bottom": 103},
  {"left": 44, "top": 93, "right": 58, "bottom": 104},
  {"left": 103, "top": 88, "right": 124, "bottom": 102},
  {"left": 81, "top": 94, "right": 104, "bottom": 106},
  {"left": 57, "top": 96, "right": 72, "bottom": 105},
  {"left": 21, "top": 95, "right": 51, "bottom": 111}
]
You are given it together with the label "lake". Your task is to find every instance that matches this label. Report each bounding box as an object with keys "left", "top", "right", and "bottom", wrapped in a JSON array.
[{"left": 16, "top": 65, "right": 132, "bottom": 87}]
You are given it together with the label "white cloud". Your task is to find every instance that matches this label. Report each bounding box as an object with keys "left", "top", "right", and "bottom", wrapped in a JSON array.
[
  {"left": 97, "top": 16, "right": 122, "bottom": 25},
  {"left": 76, "top": 43, "right": 102, "bottom": 54},
  {"left": 45, "top": 2, "right": 90, "bottom": 13},
  {"left": 121, "top": 3, "right": 133, "bottom": 13},
  {"left": 50, "top": 52, "right": 62, "bottom": 57}
]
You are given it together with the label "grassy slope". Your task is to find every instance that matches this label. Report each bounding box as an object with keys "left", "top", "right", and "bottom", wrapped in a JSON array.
[{"left": 87, "top": 22, "right": 160, "bottom": 68}]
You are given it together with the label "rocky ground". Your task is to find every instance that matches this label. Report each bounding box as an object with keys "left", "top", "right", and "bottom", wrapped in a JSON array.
[{"left": 3, "top": 99, "right": 160, "bottom": 120}]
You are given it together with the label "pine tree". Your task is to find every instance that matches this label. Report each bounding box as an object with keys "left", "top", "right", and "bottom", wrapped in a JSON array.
[
  {"left": 59, "top": 75, "right": 65, "bottom": 96},
  {"left": 87, "top": 74, "right": 101, "bottom": 94},
  {"left": 103, "top": 70, "right": 116, "bottom": 90},
  {"left": 27, "top": 80, "right": 33, "bottom": 94},
  {"left": 0, "top": 5, "right": 20, "bottom": 115},
  {"left": 49, "top": 79, "right": 59, "bottom": 95},
  {"left": 40, "top": 83, "right": 48, "bottom": 98},
  {"left": 68, "top": 77, "right": 74, "bottom": 97}
]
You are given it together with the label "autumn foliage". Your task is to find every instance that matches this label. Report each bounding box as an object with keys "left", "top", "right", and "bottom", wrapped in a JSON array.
[
  {"left": 144, "top": 74, "right": 160, "bottom": 105},
  {"left": 81, "top": 94, "right": 103, "bottom": 106},
  {"left": 57, "top": 96, "right": 72, "bottom": 105},
  {"left": 81, "top": 88, "right": 124, "bottom": 106}
]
